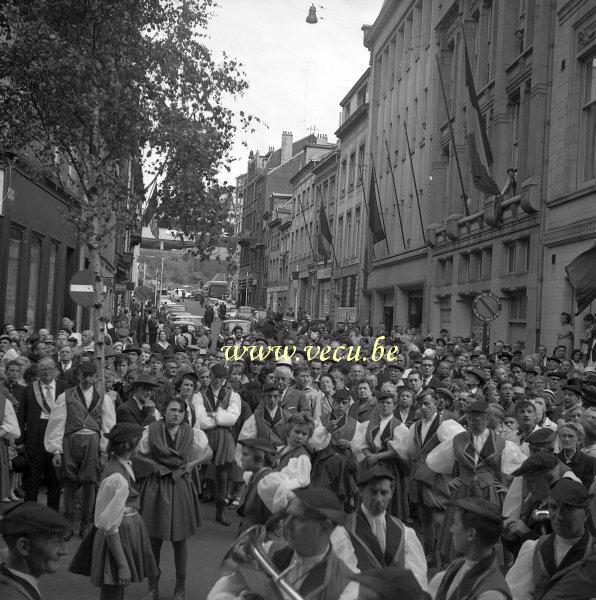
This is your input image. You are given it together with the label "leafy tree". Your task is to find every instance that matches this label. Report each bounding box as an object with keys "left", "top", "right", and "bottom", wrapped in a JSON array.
[{"left": 0, "top": 0, "right": 250, "bottom": 372}]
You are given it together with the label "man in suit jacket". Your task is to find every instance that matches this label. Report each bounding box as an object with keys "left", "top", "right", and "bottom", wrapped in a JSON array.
[
  {"left": 336, "top": 466, "right": 427, "bottom": 590},
  {"left": 115, "top": 375, "right": 160, "bottom": 426},
  {"left": 56, "top": 346, "right": 77, "bottom": 388},
  {"left": 420, "top": 357, "right": 442, "bottom": 391},
  {"left": 16, "top": 357, "right": 66, "bottom": 511},
  {"left": 275, "top": 365, "right": 308, "bottom": 414}
]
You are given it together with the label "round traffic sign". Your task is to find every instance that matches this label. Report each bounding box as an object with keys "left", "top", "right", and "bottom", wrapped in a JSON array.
[
  {"left": 69, "top": 269, "right": 107, "bottom": 308},
  {"left": 472, "top": 292, "right": 502, "bottom": 322},
  {"left": 134, "top": 285, "right": 152, "bottom": 301}
]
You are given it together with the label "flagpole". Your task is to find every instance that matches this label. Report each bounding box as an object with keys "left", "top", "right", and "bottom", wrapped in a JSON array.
[
  {"left": 383, "top": 138, "right": 407, "bottom": 249},
  {"left": 370, "top": 155, "right": 391, "bottom": 256},
  {"left": 357, "top": 164, "right": 375, "bottom": 261},
  {"left": 402, "top": 126, "right": 426, "bottom": 244},
  {"left": 435, "top": 53, "right": 470, "bottom": 217}
]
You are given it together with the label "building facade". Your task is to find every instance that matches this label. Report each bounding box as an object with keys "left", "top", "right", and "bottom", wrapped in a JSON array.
[
  {"left": 238, "top": 132, "right": 335, "bottom": 308},
  {"left": 333, "top": 68, "right": 370, "bottom": 326},
  {"left": 540, "top": 0, "right": 596, "bottom": 347},
  {"left": 0, "top": 164, "right": 136, "bottom": 331},
  {"left": 362, "top": 0, "right": 555, "bottom": 350},
  {"left": 363, "top": 0, "right": 437, "bottom": 334}
]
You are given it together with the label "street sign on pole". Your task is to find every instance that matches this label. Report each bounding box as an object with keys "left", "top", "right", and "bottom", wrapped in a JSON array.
[
  {"left": 134, "top": 285, "right": 152, "bottom": 302},
  {"left": 472, "top": 292, "right": 502, "bottom": 354},
  {"left": 69, "top": 269, "right": 107, "bottom": 308}
]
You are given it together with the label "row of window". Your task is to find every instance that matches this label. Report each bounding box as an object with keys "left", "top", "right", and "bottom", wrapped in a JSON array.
[
  {"left": 5, "top": 227, "right": 59, "bottom": 329},
  {"left": 339, "top": 145, "right": 366, "bottom": 195},
  {"left": 436, "top": 239, "right": 530, "bottom": 286}
]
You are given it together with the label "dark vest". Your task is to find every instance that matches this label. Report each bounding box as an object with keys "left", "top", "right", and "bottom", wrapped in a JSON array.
[
  {"left": 435, "top": 552, "right": 512, "bottom": 600},
  {"left": 365, "top": 415, "right": 401, "bottom": 452},
  {"left": 270, "top": 544, "right": 353, "bottom": 600},
  {"left": 237, "top": 467, "right": 272, "bottom": 532},
  {"left": 453, "top": 430, "right": 504, "bottom": 489},
  {"left": 410, "top": 414, "right": 443, "bottom": 486},
  {"left": 64, "top": 386, "right": 103, "bottom": 436},
  {"left": 101, "top": 457, "right": 140, "bottom": 510},
  {"left": 346, "top": 507, "right": 404, "bottom": 571},
  {"left": 532, "top": 531, "right": 592, "bottom": 599},
  {"left": 323, "top": 413, "right": 357, "bottom": 443},
  {"left": 254, "top": 403, "right": 290, "bottom": 446},
  {"left": 275, "top": 445, "right": 310, "bottom": 469}
]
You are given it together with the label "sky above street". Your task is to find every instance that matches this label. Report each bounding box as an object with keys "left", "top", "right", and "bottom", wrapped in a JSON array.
[{"left": 207, "top": 0, "right": 383, "bottom": 183}]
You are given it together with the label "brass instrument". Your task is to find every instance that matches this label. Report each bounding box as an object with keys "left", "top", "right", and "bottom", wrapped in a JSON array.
[{"left": 222, "top": 525, "right": 304, "bottom": 600}]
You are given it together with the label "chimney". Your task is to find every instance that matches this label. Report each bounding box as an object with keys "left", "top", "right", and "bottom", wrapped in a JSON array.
[
  {"left": 317, "top": 133, "right": 328, "bottom": 144},
  {"left": 281, "top": 131, "right": 293, "bottom": 164}
]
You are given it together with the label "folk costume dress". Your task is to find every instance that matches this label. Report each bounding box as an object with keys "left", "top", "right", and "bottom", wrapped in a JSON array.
[
  {"left": 259, "top": 445, "right": 312, "bottom": 513},
  {"left": 431, "top": 427, "right": 506, "bottom": 560},
  {"left": 139, "top": 420, "right": 212, "bottom": 541},
  {"left": 309, "top": 413, "right": 364, "bottom": 507},
  {"left": 355, "top": 414, "right": 410, "bottom": 519},
  {"left": 69, "top": 456, "right": 158, "bottom": 586}
]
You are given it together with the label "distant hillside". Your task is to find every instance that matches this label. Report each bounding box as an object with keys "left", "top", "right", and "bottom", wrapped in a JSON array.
[{"left": 139, "top": 248, "right": 233, "bottom": 287}]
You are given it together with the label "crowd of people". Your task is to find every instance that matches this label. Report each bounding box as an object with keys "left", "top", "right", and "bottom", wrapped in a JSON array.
[{"left": 1, "top": 305, "right": 596, "bottom": 600}]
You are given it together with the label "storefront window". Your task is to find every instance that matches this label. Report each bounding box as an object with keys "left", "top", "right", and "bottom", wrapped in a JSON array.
[
  {"left": 5, "top": 228, "right": 23, "bottom": 325},
  {"left": 26, "top": 237, "right": 42, "bottom": 326}
]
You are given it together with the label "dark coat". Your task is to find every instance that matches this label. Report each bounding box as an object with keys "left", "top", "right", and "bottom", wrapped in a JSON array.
[
  {"left": 17, "top": 379, "right": 67, "bottom": 454},
  {"left": 116, "top": 398, "right": 158, "bottom": 427},
  {"left": 280, "top": 387, "right": 308, "bottom": 413}
]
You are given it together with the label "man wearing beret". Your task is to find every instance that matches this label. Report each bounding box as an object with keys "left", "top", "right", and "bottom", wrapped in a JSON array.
[
  {"left": 44, "top": 362, "right": 116, "bottom": 537},
  {"left": 208, "top": 488, "right": 358, "bottom": 600},
  {"left": 506, "top": 479, "right": 593, "bottom": 600},
  {"left": 236, "top": 437, "right": 276, "bottom": 533},
  {"left": 429, "top": 499, "right": 511, "bottom": 600},
  {"left": 0, "top": 502, "right": 72, "bottom": 600},
  {"left": 334, "top": 465, "right": 427, "bottom": 589}
]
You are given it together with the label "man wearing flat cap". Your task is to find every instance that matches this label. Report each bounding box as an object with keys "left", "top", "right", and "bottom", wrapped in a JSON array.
[
  {"left": 0, "top": 502, "right": 72, "bottom": 599},
  {"left": 439, "top": 401, "right": 506, "bottom": 561},
  {"left": 429, "top": 499, "right": 511, "bottom": 600},
  {"left": 116, "top": 374, "right": 161, "bottom": 427},
  {"left": 333, "top": 465, "right": 427, "bottom": 589},
  {"left": 502, "top": 438, "right": 580, "bottom": 556},
  {"left": 208, "top": 488, "right": 359, "bottom": 600},
  {"left": 506, "top": 478, "right": 593, "bottom": 600},
  {"left": 237, "top": 382, "right": 291, "bottom": 450},
  {"left": 44, "top": 362, "right": 116, "bottom": 537},
  {"left": 236, "top": 437, "right": 277, "bottom": 533}
]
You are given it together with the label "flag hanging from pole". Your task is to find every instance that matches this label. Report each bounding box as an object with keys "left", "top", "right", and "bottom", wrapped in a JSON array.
[
  {"left": 368, "top": 162, "right": 386, "bottom": 244},
  {"left": 318, "top": 203, "right": 333, "bottom": 258},
  {"left": 463, "top": 41, "right": 501, "bottom": 197},
  {"left": 565, "top": 245, "right": 596, "bottom": 315},
  {"left": 143, "top": 184, "right": 160, "bottom": 240}
]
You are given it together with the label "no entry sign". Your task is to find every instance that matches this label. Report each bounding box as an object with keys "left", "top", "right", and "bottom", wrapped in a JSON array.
[
  {"left": 472, "top": 292, "right": 502, "bottom": 322},
  {"left": 69, "top": 269, "right": 107, "bottom": 308}
]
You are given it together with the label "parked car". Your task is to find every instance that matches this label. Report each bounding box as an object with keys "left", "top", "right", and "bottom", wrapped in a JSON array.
[{"left": 237, "top": 306, "right": 255, "bottom": 321}]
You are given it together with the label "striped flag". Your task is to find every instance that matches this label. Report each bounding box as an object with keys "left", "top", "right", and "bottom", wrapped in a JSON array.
[
  {"left": 368, "top": 162, "right": 386, "bottom": 244},
  {"left": 318, "top": 203, "right": 333, "bottom": 258},
  {"left": 464, "top": 41, "right": 501, "bottom": 196},
  {"left": 565, "top": 245, "right": 596, "bottom": 314}
]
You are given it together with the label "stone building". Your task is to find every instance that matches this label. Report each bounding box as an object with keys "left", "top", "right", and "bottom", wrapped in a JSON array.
[
  {"left": 332, "top": 68, "right": 370, "bottom": 326},
  {"left": 363, "top": 0, "right": 555, "bottom": 350},
  {"left": 238, "top": 132, "right": 335, "bottom": 307},
  {"left": 540, "top": 0, "right": 596, "bottom": 351}
]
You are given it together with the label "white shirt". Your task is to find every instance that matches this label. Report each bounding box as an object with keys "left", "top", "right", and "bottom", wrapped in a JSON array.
[
  {"left": 373, "top": 415, "right": 394, "bottom": 450},
  {"left": 61, "top": 361, "right": 72, "bottom": 371},
  {"left": 361, "top": 504, "right": 386, "bottom": 553},
  {"left": 420, "top": 415, "right": 437, "bottom": 444},
  {"left": 505, "top": 535, "right": 583, "bottom": 600},
  {"left": 471, "top": 429, "right": 490, "bottom": 465},
  {"left": 41, "top": 380, "right": 57, "bottom": 408}
]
